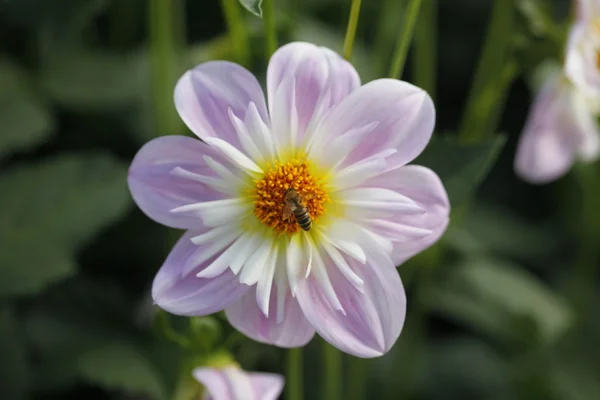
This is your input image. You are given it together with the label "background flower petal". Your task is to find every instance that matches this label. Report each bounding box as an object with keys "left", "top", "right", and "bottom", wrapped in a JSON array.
[
  {"left": 246, "top": 373, "right": 285, "bottom": 400},
  {"left": 564, "top": 24, "right": 600, "bottom": 104},
  {"left": 225, "top": 285, "right": 316, "bottom": 348},
  {"left": 193, "top": 367, "right": 284, "bottom": 400},
  {"left": 311, "top": 79, "right": 435, "bottom": 170},
  {"left": 193, "top": 367, "right": 253, "bottom": 400},
  {"left": 152, "top": 231, "right": 249, "bottom": 316},
  {"left": 296, "top": 250, "right": 406, "bottom": 358},
  {"left": 174, "top": 61, "right": 269, "bottom": 149},
  {"left": 514, "top": 75, "right": 580, "bottom": 184}
]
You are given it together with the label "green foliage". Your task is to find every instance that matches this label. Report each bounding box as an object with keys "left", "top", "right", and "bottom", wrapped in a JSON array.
[
  {"left": 25, "top": 277, "right": 181, "bottom": 397},
  {"left": 446, "top": 204, "right": 559, "bottom": 261},
  {"left": 414, "top": 135, "right": 506, "bottom": 206},
  {"left": 420, "top": 338, "right": 513, "bottom": 400},
  {"left": 0, "top": 154, "right": 131, "bottom": 296},
  {"left": 239, "top": 0, "right": 264, "bottom": 17},
  {"left": 0, "top": 307, "right": 30, "bottom": 400},
  {"left": 429, "top": 258, "right": 573, "bottom": 346},
  {"left": 78, "top": 341, "right": 169, "bottom": 400},
  {"left": 40, "top": 50, "right": 147, "bottom": 110},
  {"left": 0, "top": 60, "right": 55, "bottom": 160}
]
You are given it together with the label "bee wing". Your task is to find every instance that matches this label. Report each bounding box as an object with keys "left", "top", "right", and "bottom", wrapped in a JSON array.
[{"left": 282, "top": 203, "right": 295, "bottom": 220}]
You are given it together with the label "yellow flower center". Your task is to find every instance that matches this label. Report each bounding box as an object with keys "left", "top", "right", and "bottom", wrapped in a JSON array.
[{"left": 252, "top": 157, "right": 330, "bottom": 235}]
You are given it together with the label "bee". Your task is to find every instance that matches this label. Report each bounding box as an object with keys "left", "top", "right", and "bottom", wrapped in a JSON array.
[{"left": 282, "top": 188, "right": 315, "bottom": 231}]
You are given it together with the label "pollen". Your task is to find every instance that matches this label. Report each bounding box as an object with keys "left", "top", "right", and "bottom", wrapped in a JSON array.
[{"left": 252, "top": 157, "right": 330, "bottom": 235}]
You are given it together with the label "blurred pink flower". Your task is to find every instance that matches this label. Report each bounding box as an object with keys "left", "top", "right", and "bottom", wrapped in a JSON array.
[
  {"left": 193, "top": 366, "right": 283, "bottom": 400},
  {"left": 565, "top": 0, "right": 600, "bottom": 104},
  {"left": 128, "top": 42, "right": 449, "bottom": 357},
  {"left": 515, "top": 71, "right": 600, "bottom": 184}
]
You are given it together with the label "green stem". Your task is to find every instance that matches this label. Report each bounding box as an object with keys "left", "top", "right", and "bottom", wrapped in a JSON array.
[
  {"left": 343, "top": 0, "right": 363, "bottom": 60},
  {"left": 346, "top": 356, "right": 367, "bottom": 400},
  {"left": 263, "top": 0, "right": 278, "bottom": 59},
  {"left": 220, "top": 0, "right": 250, "bottom": 65},
  {"left": 149, "top": 0, "right": 184, "bottom": 135},
  {"left": 413, "top": 0, "right": 437, "bottom": 99},
  {"left": 286, "top": 348, "right": 303, "bottom": 400},
  {"left": 480, "top": 60, "right": 519, "bottom": 136},
  {"left": 323, "top": 342, "right": 342, "bottom": 400},
  {"left": 458, "top": 0, "right": 515, "bottom": 143},
  {"left": 569, "top": 165, "right": 600, "bottom": 309},
  {"left": 157, "top": 311, "right": 191, "bottom": 349},
  {"left": 388, "top": 0, "right": 423, "bottom": 79},
  {"left": 373, "top": 0, "right": 399, "bottom": 76}
]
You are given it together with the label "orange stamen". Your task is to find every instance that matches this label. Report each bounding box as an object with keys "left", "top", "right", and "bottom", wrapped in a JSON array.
[{"left": 252, "top": 158, "right": 329, "bottom": 235}]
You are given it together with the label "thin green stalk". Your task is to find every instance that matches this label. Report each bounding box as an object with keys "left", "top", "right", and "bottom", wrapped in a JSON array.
[
  {"left": 157, "top": 311, "right": 191, "bottom": 349},
  {"left": 569, "top": 165, "right": 600, "bottom": 309},
  {"left": 388, "top": 0, "right": 423, "bottom": 79},
  {"left": 413, "top": 0, "right": 437, "bottom": 99},
  {"left": 374, "top": 0, "right": 400, "bottom": 75},
  {"left": 458, "top": 0, "right": 515, "bottom": 143},
  {"left": 286, "top": 348, "right": 303, "bottom": 400},
  {"left": 323, "top": 342, "right": 342, "bottom": 400},
  {"left": 220, "top": 0, "right": 250, "bottom": 65},
  {"left": 480, "top": 60, "right": 519, "bottom": 136},
  {"left": 149, "top": 0, "right": 184, "bottom": 135},
  {"left": 263, "top": 0, "right": 278, "bottom": 59},
  {"left": 346, "top": 356, "right": 367, "bottom": 400},
  {"left": 343, "top": 0, "right": 363, "bottom": 60}
]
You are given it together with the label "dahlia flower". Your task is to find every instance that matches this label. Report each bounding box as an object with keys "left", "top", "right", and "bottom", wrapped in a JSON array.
[
  {"left": 128, "top": 42, "right": 449, "bottom": 357},
  {"left": 193, "top": 366, "right": 283, "bottom": 400},
  {"left": 515, "top": 71, "right": 600, "bottom": 184}
]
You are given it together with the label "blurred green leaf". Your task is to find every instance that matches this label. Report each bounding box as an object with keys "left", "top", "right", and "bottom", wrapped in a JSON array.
[
  {"left": 25, "top": 277, "right": 181, "bottom": 394},
  {"left": 0, "top": 60, "right": 55, "bottom": 159},
  {"left": 547, "top": 296, "right": 600, "bottom": 400},
  {"left": 429, "top": 258, "right": 573, "bottom": 346},
  {"left": 239, "top": 0, "right": 263, "bottom": 17},
  {"left": 0, "top": 307, "right": 30, "bottom": 400},
  {"left": 40, "top": 50, "right": 147, "bottom": 110},
  {"left": 78, "top": 341, "right": 168, "bottom": 400},
  {"left": 446, "top": 204, "right": 559, "bottom": 261},
  {"left": 419, "top": 338, "right": 514, "bottom": 400},
  {"left": 26, "top": 278, "right": 137, "bottom": 360},
  {"left": 0, "top": 154, "right": 131, "bottom": 296},
  {"left": 2, "top": 0, "right": 106, "bottom": 30},
  {"left": 414, "top": 135, "right": 506, "bottom": 206}
]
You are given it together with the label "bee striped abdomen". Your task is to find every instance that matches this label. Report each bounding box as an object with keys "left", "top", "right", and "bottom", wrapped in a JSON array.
[{"left": 294, "top": 207, "right": 312, "bottom": 231}]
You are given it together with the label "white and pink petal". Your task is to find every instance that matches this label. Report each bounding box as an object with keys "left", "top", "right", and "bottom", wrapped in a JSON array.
[
  {"left": 128, "top": 136, "right": 242, "bottom": 229},
  {"left": 310, "top": 79, "right": 435, "bottom": 170},
  {"left": 152, "top": 231, "right": 249, "bottom": 316},
  {"left": 266, "top": 42, "right": 360, "bottom": 150},
  {"left": 295, "top": 249, "right": 406, "bottom": 358},
  {"left": 174, "top": 61, "right": 270, "bottom": 150},
  {"left": 193, "top": 366, "right": 284, "bottom": 400},
  {"left": 225, "top": 285, "right": 316, "bottom": 348}
]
